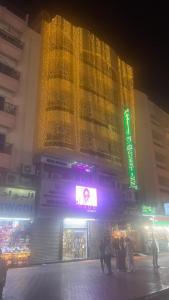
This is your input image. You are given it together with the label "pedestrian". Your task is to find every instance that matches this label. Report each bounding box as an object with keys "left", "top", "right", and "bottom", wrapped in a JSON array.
[
  {"left": 125, "top": 237, "right": 135, "bottom": 272},
  {"left": 151, "top": 237, "right": 159, "bottom": 268},
  {"left": 104, "top": 238, "right": 112, "bottom": 275},
  {"left": 0, "top": 249, "right": 7, "bottom": 299},
  {"left": 113, "top": 238, "right": 120, "bottom": 271},
  {"left": 119, "top": 237, "right": 126, "bottom": 271},
  {"left": 99, "top": 240, "right": 105, "bottom": 273}
]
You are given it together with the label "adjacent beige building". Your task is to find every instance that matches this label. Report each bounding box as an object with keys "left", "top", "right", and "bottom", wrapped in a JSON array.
[
  {"left": 0, "top": 5, "right": 40, "bottom": 174},
  {"left": 135, "top": 90, "right": 169, "bottom": 206}
]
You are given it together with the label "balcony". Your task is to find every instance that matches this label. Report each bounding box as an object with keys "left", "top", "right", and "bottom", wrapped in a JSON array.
[
  {"left": 0, "top": 61, "right": 20, "bottom": 92},
  {"left": 0, "top": 32, "right": 23, "bottom": 61},
  {"left": 0, "top": 143, "right": 12, "bottom": 169},
  {"left": 0, "top": 28, "right": 24, "bottom": 49},
  {"left": 0, "top": 99, "right": 16, "bottom": 129},
  {"left": 0, "top": 6, "right": 26, "bottom": 33}
]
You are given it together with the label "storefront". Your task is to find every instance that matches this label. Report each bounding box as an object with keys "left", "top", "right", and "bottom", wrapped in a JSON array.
[
  {"left": 0, "top": 218, "right": 32, "bottom": 266},
  {"left": 0, "top": 187, "right": 35, "bottom": 266},
  {"left": 62, "top": 218, "right": 88, "bottom": 260},
  {"left": 111, "top": 222, "right": 142, "bottom": 253},
  {"left": 31, "top": 159, "right": 118, "bottom": 264},
  {"left": 140, "top": 215, "right": 169, "bottom": 253}
]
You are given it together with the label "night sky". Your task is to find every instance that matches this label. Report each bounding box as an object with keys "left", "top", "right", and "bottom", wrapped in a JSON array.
[{"left": 3, "top": 0, "right": 169, "bottom": 112}]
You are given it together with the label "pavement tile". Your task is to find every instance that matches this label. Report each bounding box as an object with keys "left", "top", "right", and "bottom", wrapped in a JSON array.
[{"left": 2, "top": 254, "right": 169, "bottom": 300}]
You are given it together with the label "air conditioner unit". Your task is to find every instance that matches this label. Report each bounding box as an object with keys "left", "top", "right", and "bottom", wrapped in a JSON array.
[
  {"left": 21, "top": 164, "right": 35, "bottom": 175},
  {"left": 5, "top": 172, "right": 19, "bottom": 186}
]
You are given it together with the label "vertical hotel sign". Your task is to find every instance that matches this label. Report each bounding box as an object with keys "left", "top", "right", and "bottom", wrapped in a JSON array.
[{"left": 124, "top": 108, "right": 138, "bottom": 190}]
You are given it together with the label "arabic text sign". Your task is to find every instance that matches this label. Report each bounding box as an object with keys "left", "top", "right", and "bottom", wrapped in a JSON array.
[{"left": 124, "top": 108, "right": 138, "bottom": 189}]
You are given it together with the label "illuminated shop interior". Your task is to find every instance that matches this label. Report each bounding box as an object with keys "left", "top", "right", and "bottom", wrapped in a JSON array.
[
  {"left": 0, "top": 217, "right": 32, "bottom": 266},
  {"left": 63, "top": 218, "right": 95, "bottom": 260}
]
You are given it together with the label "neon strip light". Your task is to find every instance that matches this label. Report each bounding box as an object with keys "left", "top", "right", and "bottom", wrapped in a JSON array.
[
  {"left": 124, "top": 108, "right": 138, "bottom": 190},
  {"left": 0, "top": 217, "right": 31, "bottom": 221}
]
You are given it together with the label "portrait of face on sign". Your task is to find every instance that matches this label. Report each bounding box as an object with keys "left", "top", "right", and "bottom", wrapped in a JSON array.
[{"left": 75, "top": 186, "right": 97, "bottom": 207}]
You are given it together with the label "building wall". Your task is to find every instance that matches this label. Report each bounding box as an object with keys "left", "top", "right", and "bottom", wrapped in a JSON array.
[
  {"left": 36, "top": 15, "right": 136, "bottom": 174},
  {"left": 135, "top": 90, "right": 169, "bottom": 205},
  {"left": 7, "top": 28, "right": 41, "bottom": 169},
  {"left": 0, "top": 5, "right": 41, "bottom": 171}
]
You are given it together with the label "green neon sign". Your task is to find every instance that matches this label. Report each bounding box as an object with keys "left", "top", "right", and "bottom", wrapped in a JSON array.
[
  {"left": 124, "top": 108, "right": 138, "bottom": 190},
  {"left": 142, "top": 205, "right": 155, "bottom": 215}
]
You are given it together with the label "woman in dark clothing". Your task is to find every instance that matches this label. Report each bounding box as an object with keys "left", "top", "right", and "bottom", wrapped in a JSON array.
[
  {"left": 104, "top": 239, "right": 112, "bottom": 275},
  {"left": 113, "top": 238, "right": 120, "bottom": 271},
  {"left": 99, "top": 240, "right": 105, "bottom": 273},
  {"left": 119, "top": 237, "right": 126, "bottom": 271}
]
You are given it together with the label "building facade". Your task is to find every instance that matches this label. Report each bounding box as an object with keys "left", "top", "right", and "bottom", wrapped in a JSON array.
[
  {"left": 0, "top": 8, "right": 138, "bottom": 264},
  {"left": 135, "top": 90, "right": 169, "bottom": 252},
  {"left": 30, "top": 15, "right": 137, "bottom": 264},
  {"left": 0, "top": 5, "right": 40, "bottom": 266},
  {"left": 135, "top": 90, "right": 169, "bottom": 205}
]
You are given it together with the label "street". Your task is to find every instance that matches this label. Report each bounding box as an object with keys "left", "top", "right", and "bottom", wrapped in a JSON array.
[{"left": 2, "top": 254, "right": 169, "bottom": 300}]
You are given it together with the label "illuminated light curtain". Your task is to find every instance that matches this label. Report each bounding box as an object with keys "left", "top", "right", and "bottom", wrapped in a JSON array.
[{"left": 36, "top": 15, "right": 135, "bottom": 169}]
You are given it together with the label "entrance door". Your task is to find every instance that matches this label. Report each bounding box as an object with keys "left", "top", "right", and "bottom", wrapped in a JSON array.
[{"left": 63, "top": 228, "right": 87, "bottom": 260}]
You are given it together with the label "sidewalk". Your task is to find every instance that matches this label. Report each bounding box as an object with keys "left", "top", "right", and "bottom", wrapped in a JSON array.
[{"left": 3, "top": 254, "right": 169, "bottom": 300}]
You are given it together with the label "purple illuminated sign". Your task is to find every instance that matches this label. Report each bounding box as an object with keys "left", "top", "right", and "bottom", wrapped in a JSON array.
[{"left": 76, "top": 186, "right": 97, "bottom": 207}]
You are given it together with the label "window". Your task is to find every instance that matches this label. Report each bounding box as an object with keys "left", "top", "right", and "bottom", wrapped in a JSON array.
[
  {"left": 0, "top": 61, "right": 20, "bottom": 80},
  {"left": 153, "top": 141, "right": 165, "bottom": 149},
  {"left": 152, "top": 130, "right": 163, "bottom": 143},
  {"left": 155, "top": 152, "right": 166, "bottom": 164},
  {"left": 0, "top": 28, "right": 24, "bottom": 49},
  {"left": 156, "top": 164, "right": 168, "bottom": 171},
  {"left": 0, "top": 133, "right": 5, "bottom": 150},
  {"left": 158, "top": 176, "right": 169, "bottom": 187},
  {"left": 160, "top": 188, "right": 169, "bottom": 194},
  {"left": 0, "top": 96, "right": 16, "bottom": 115}
]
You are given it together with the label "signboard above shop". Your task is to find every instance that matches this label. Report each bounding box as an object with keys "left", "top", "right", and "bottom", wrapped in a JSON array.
[
  {"left": 142, "top": 205, "right": 156, "bottom": 215},
  {"left": 0, "top": 187, "right": 35, "bottom": 218}
]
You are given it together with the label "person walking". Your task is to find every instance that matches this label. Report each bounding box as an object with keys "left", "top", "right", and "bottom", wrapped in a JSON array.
[
  {"left": 119, "top": 237, "right": 126, "bottom": 271},
  {"left": 125, "top": 237, "right": 135, "bottom": 272},
  {"left": 104, "top": 238, "right": 112, "bottom": 275},
  {"left": 151, "top": 237, "right": 159, "bottom": 268},
  {"left": 0, "top": 249, "right": 7, "bottom": 299},
  {"left": 99, "top": 240, "right": 105, "bottom": 273},
  {"left": 113, "top": 238, "right": 120, "bottom": 271}
]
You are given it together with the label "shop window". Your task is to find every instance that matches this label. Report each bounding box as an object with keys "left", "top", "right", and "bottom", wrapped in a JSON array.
[
  {"left": 63, "top": 219, "right": 87, "bottom": 260},
  {"left": 0, "top": 220, "right": 31, "bottom": 266}
]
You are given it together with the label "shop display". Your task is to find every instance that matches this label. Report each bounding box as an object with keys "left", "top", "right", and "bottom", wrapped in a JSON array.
[
  {"left": 0, "top": 220, "right": 31, "bottom": 266},
  {"left": 63, "top": 229, "right": 87, "bottom": 260}
]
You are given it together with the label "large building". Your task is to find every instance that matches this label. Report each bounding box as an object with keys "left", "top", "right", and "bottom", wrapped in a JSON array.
[
  {"left": 0, "top": 5, "right": 40, "bottom": 172},
  {"left": 135, "top": 90, "right": 169, "bottom": 252},
  {"left": 30, "top": 15, "right": 138, "bottom": 264},
  {"left": 36, "top": 15, "right": 136, "bottom": 172},
  {"left": 0, "top": 5, "right": 40, "bottom": 266},
  {"left": 135, "top": 90, "right": 169, "bottom": 205},
  {"left": 0, "top": 7, "right": 138, "bottom": 264}
]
